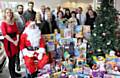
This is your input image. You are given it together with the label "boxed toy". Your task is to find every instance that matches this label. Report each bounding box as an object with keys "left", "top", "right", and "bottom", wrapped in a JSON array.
[
  {"left": 83, "top": 25, "right": 91, "bottom": 40},
  {"left": 60, "top": 28, "right": 72, "bottom": 38},
  {"left": 46, "top": 41, "right": 55, "bottom": 52},
  {"left": 42, "top": 34, "right": 55, "bottom": 42},
  {"left": 83, "top": 66, "right": 92, "bottom": 75},
  {"left": 74, "top": 25, "right": 83, "bottom": 38}
]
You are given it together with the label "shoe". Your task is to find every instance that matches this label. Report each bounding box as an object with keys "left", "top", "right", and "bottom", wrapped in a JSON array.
[{"left": 15, "top": 72, "right": 21, "bottom": 77}]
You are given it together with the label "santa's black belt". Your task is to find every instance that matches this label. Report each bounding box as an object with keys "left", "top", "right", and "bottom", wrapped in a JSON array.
[
  {"left": 26, "top": 46, "right": 39, "bottom": 51},
  {"left": 7, "top": 33, "right": 17, "bottom": 38}
]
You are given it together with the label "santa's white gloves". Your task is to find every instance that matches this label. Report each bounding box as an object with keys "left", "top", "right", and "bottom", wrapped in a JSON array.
[
  {"left": 37, "top": 48, "right": 45, "bottom": 60},
  {"left": 38, "top": 53, "right": 43, "bottom": 60},
  {"left": 22, "top": 48, "right": 45, "bottom": 59},
  {"left": 36, "top": 48, "right": 45, "bottom": 54},
  {"left": 22, "top": 48, "right": 34, "bottom": 57}
]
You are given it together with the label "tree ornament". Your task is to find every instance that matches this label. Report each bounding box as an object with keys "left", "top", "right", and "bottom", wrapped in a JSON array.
[
  {"left": 93, "top": 33, "right": 97, "bottom": 36},
  {"left": 102, "top": 33, "right": 106, "bottom": 36},
  {"left": 103, "top": 7, "right": 106, "bottom": 10},
  {"left": 100, "top": 24, "right": 103, "bottom": 27},
  {"left": 107, "top": 41, "right": 111, "bottom": 45},
  {"left": 97, "top": 49, "right": 101, "bottom": 52},
  {"left": 93, "top": 25, "right": 96, "bottom": 28}
]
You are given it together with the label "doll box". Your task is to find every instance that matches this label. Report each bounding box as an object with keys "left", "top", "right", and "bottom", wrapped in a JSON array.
[
  {"left": 42, "top": 34, "right": 55, "bottom": 42},
  {"left": 46, "top": 42, "right": 55, "bottom": 52},
  {"left": 60, "top": 28, "right": 72, "bottom": 38}
]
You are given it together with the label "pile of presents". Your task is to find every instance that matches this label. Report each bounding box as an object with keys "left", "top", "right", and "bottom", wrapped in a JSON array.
[{"left": 37, "top": 25, "right": 120, "bottom": 78}]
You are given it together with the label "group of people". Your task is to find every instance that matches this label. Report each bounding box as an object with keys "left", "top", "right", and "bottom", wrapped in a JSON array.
[{"left": 0, "top": 1, "right": 97, "bottom": 78}]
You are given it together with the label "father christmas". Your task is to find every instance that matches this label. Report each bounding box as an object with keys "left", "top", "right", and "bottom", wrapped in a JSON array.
[{"left": 20, "top": 21, "right": 49, "bottom": 77}]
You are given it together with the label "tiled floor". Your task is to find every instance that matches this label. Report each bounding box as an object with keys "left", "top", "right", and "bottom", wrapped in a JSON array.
[{"left": 0, "top": 66, "right": 10, "bottom": 78}]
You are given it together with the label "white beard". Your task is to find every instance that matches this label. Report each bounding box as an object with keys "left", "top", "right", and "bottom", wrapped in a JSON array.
[{"left": 24, "top": 26, "right": 41, "bottom": 47}]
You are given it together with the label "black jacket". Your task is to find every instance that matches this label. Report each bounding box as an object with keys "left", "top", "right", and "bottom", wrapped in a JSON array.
[
  {"left": 23, "top": 9, "right": 36, "bottom": 22},
  {"left": 41, "top": 20, "right": 59, "bottom": 34}
]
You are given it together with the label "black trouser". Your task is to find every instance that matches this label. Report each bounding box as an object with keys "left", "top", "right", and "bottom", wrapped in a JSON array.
[
  {"left": 8, "top": 55, "right": 16, "bottom": 78},
  {"left": 16, "top": 52, "right": 20, "bottom": 70}
]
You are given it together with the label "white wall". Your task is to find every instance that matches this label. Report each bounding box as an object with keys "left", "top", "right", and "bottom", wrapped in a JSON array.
[
  {"left": 34, "top": 0, "right": 93, "bottom": 12},
  {"left": 0, "top": 0, "right": 93, "bottom": 12},
  {"left": 114, "top": 0, "right": 120, "bottom": 13}
]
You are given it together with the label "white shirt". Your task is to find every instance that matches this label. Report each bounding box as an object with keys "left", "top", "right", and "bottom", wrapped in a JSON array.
[
  {"left": 76, "top": 13, "right": 86, "bottom": 25},
  {"left": 40, "top": 10, "right": 48, "bottom": 21}
]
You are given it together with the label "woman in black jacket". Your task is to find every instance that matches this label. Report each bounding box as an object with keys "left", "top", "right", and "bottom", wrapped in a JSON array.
[{"left": 85, "top": 9, "right": 97, "bottom": 30}]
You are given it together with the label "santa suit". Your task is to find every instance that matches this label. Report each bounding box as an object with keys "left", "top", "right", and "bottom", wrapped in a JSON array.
[{"left": 20, "top": 22, "right": 48, "bottom": 74}]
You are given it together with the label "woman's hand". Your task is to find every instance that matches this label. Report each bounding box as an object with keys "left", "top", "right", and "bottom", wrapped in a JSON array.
[{"left": 13, "top": 40, "right": 18, "bottom": 46}]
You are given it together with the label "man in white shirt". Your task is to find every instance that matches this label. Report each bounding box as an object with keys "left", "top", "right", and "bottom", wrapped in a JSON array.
[
  {"left": 40, "top": 5, "right": 48, "bottom": 21},
  {"left": 76, "top": 7, "right": 86, "bottom": 25}
]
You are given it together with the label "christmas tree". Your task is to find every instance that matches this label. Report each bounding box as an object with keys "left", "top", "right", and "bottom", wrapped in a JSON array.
[{"left": 90, "top": 0, "right": 119, "bottom": 54}]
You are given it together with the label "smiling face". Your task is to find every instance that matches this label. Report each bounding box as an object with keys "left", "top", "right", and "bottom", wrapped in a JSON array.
[
  {"left": 88, "top": 10, "right": 94, "bottom": 16},
  {"left": 5, "top": 9, "right": 13, "bottom": 21},
  {"left": 58, "top": 11, "right": 63, "bottom": 18}
]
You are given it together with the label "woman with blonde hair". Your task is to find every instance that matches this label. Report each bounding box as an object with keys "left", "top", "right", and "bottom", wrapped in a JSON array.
[
  {"left": 35, "top": 12, "right": 43, "bottom": 31},
  {"left": 1, "top": 8, "right": 21, "bottom": 78}
]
